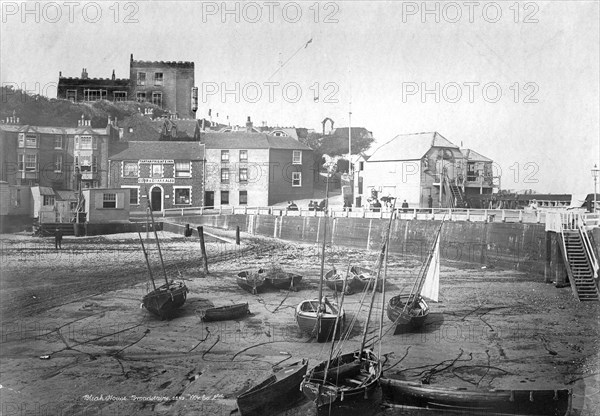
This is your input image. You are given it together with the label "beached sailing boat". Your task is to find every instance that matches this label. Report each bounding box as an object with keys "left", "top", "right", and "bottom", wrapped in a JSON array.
[
  {"left": 300, "top": 199, "right": 397, "bottom": 415},
  {"left": 387, "top": 220, "right": 442, "bottom": 329},
  {"left": 296, "top": 165, "right": 346, "bottom": 342},
  {"left": 139, "top": 190, "right": 188, "bottom": 319}
]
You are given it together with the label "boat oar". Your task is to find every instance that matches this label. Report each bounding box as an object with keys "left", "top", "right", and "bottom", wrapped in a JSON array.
[{"left": 138, "top": 232, "right": 157, "bottom": 291}]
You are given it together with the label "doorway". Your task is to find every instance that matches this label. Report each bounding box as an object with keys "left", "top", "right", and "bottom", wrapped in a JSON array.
[
  {"left": 204, "top": 191, "right": 214, "bottom": 209},
  {"left": 150, "top": 187, "right": 162, "bottom": 211}
]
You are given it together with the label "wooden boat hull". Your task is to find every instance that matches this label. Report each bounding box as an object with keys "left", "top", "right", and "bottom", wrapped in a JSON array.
[
  {"left": 295, "top": 299, "right": 345, "bottom": 342},
  {"left": 350, "top": 266, "right": 383, "bottom": 292},
  {"left": 381, "top": 378, "right": 572, "bottom": 416},
  {"left": 202, "top": 303, "right": 249, "bottom": 321},
  {"left": 301, "top": 350, "right": 382, "bottom": 415},
  {"left": 265, "top": 272, "right": 303, "bottom": 290},
  {"left": 237, "top": 359, "right": 308, "bottom": 416},
  {"left": 387, "top": 294, "right": 430, "bottom": 328},
  {"left": 236, "top": 271, "right": 266, "bottom": 294},
  {"left": 142, "top": 282, "right": 188, "bottom": 319}
]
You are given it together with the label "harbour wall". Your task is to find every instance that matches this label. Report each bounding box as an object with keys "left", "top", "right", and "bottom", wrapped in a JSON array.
[{"left": 169, "top": 214, "right": 551, "bottom": 276}]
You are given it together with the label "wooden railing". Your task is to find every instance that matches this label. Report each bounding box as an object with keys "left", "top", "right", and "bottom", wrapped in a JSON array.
[{"left": 160, "top": 205, "right": 550, "bottom": 224}]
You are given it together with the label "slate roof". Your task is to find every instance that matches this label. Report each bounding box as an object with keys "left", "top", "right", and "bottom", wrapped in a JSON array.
[
  {"left": 163, "top": 119, "right": 199, "bottom": 140},
  {"left": 460, "top": 148, "right": 493, "bottom": 162},
  {"left": 0, "top": 124, "right": 107, "bottom": 135},
  {"left": 55, "top": 190, "right": 77, "bottom": 200},
  {"left": 109, "top": 141, "right": 205, "bottom": 160},
  {"left": 119, "top": 114, "right": 162, "bottom": 141},
  {"left": 368, "top": 132, "right": 459, "bottom": 162},
  {"left": 201, "top": 132, "right": 311, "bottom": 150}
]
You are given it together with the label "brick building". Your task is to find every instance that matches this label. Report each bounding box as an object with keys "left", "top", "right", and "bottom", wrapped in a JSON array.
[
  {"left": 57, "top": 54, "right": 198, "bottom": 119},
  {"left": 201, "top": 131, "right": 314, "bottom": 207},
  {"left": 0, "top": 116, "right": 118, "bottom": 190},
  {"left": 130, "top": 54, "right": 197, "bottom": 119},
  {"left": 57, "top": 69, "right": 130, "bottom": 103},
  {"left": 107, "top": 141, "right": 205, "bottom": 211}
]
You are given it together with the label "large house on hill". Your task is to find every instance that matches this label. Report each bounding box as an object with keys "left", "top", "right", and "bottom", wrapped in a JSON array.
[
  {"left": 57, "top": 54, "right": 198, "bottom": 119},
  {"left": 201, "top": 132, "right": 314, "bottom": 207},
  {"left": 356, "top": 132, "right": 498, "bottom": 209}
]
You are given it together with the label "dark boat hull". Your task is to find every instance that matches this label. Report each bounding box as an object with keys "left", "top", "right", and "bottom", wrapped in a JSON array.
[
  {"left": 236, "top": 271, "right": 266, "bottom": 294},
  {"left": 142, "top": 282, "right": 188, "bottom": 319},
  {"left": 325, "top": 269, "right": 353, "bottom": 293},
  {"left": 266, "top": 272, "right": 303, "bottom": 290},
  {"left": 381, "top": 378, "right": 572, "bottom": 416},
  {"left": 301, "top": 350, "right": 382, "bottom": 415},
  {"left": 296, "top": 299, "right": 345, "bottom": 342},
  {"left": 237, "top": 359, "right": 308, "bottom": 416},
  {"left": 202, "top": 303, "right": 249, "bottom": 321},
  {"left": 387, "top": 294, "right": 430, "bottom": 328},
  {"left": 350, "top": 266, "right": 383, "bottom": 292}
]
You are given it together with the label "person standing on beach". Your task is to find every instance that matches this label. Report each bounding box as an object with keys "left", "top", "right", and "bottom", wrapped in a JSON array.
[{"left": 54, "top": 228, "right": 63, "bottom": 250}]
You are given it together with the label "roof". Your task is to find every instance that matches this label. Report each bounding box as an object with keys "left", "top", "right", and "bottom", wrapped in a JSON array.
[
  {"left": 55, "top": 190, "right": 77, "bottom": 200},
  {"left": 163, "top": 119, "right": 199, "bottom": 140},
  {"left": 368, "top": 132, "right": 459, "bottom": 162},
  {"left": 37, "top": 186, "right": 55, "bottom": 196},
  {"left": 119, "top": 114, "right": 162, "bottom": 141},
  {"left": 109, "top": 141, "right": 205, "bottom": 160},
  {"left": 0, "top": 124, "right": 107, "bottom": 135},
  {"left": 201, "top": 132, "right": 311, "bottom": 150},
  {"left": 270, "top": 128, "right": 299, "bottom": 140},
  {"left": 461, "top": 148, "right": 492, "bottom": 162}
]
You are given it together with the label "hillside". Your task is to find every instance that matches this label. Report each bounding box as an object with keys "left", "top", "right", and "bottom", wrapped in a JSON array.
[{"left": 0, "top": 86, "right": 169, "bottom": 128}]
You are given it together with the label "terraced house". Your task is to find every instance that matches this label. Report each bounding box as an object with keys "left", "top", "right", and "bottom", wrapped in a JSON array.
[
  {"left": 201, "top": 132, "right": 314, "bottom": 207},
  {"left": 107, "top": 141, "right": 205, "bottom": 211},
  {"left": 0, "top": 116, "right": 118, "bottom": 190}
]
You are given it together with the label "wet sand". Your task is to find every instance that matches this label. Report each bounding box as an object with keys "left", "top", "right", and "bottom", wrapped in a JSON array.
[{"left": 1, "top": 229, "right": 598, "bottom": 415}]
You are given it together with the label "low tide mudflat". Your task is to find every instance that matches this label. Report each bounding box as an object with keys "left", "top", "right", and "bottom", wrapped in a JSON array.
[{"left": 1, "top": 229, "right": 599, "bottom": 415}]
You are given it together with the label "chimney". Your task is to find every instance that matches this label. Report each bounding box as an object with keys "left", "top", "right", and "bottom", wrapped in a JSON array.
[
  {"left": 246, "top": 116, "right": 253, "bottom": 133},
  {"left": 111, "top": 70, "right": 115, "bottom": 81},
  {"left": 59, "top": 71, "right": 62, "bottom": 77},
  {"left": 81, "top": 68, "right": 88, "bottom": 79},
  {"left": 130, "top": 53, "right": 134, "bottom": 62}
]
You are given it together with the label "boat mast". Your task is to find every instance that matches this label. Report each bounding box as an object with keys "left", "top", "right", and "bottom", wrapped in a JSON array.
[
  {"left": 146, "top": 189, "right": 169, "bottom": 286},
  {"left": 317, "top": 167, "right": 331, "bottom": 306},
  {"left": 360, "top": 198, "right": 396, "bottom": 354},
  {"left": 378, "top": 220, "right": 392, "bottom": 359},
  {"left": 403, "top": 219, "right": 444, "bottom": 313},
  {"left": 323, "top": 267, "right": 349, "bottom": 382},
  {"left": 138, "top": 232, "right": 157, "bottom": 291}
]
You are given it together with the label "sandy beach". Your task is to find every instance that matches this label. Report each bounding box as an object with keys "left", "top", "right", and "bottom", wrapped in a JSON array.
[{"left": 1, "top": 229, "right": 599, "bottom": 415}]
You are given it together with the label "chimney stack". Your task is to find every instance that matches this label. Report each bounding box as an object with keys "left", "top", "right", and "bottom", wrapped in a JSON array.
[
  {"left": 130, "top": 53, "right": 134, "bottom": 62},
  {"left": 112, "top": 69, "right": 115, "bottom": 81},
  {"left": 81, "top": 68, "right": 88, "bottom": 79},
  {"left": 246, "top": 116, "right": 253, "bottom": 133},
  {"left": 59, "top": 71, "right": 62, "bottom": 77}
]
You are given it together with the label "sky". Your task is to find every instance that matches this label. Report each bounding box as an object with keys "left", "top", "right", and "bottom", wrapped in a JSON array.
[{"left": 1, "top": 1, "right": 599, "bottom": 194}]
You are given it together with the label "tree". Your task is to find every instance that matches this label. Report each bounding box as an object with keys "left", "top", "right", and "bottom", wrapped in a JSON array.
[{"left": 299, "top": 130, "right": 374, "bottom": 171}]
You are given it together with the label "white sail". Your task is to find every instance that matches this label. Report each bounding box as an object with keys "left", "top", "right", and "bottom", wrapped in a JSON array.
[{"left": 421, "top": 236, "right": 440, "bottom": 302}]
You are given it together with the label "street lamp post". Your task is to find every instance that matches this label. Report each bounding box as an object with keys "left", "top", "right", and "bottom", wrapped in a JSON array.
[{"left": 592, "top": 164, "right": 599, "bottom": 213}]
